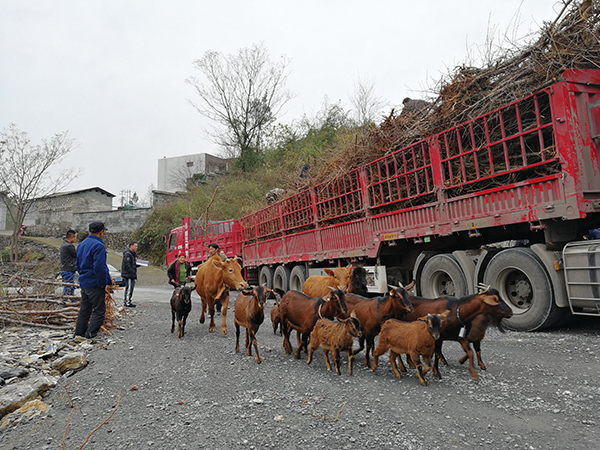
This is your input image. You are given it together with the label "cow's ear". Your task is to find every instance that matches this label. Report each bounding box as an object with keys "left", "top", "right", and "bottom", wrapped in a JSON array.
[
  {"left": 324, "top": 268, "right": 334, "bottom": 277},
  {"left": 211, "top": 259, "right": 225, "bottom": 269}
]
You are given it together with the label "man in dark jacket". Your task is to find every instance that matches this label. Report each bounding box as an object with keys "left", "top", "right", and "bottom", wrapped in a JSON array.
[
  {"left": 60, "top": 229, "right": 77, "bottom": 303},
  {"left": 74, "top": 222, "right": 113, "bottom": 340},
  {"left": 167, "top": 254, "right": 192, "bottom": 288},
  {"left": 121, "top": 241, "right": 138, "bottom": 307}
]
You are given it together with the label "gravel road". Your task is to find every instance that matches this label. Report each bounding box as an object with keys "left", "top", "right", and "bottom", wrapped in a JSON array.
[{"left": 2, "top": 286, "right": 600, "bottom": 450}]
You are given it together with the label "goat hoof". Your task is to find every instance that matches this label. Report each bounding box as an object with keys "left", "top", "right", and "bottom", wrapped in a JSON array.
[{"left": 220, "top": 328, "right": 228, "bottom": 336}]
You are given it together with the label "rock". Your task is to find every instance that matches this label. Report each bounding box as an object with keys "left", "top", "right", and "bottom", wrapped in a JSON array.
[
  {"left": 0, "top": 365, "right": 28, "bottom": 380},
  {"left": 52, "top": 352, "right": 87, "bottom": 374},
  {"left": 0, "top": 374, "right": 58, "bottom": 418},
  {"left": 0, "top": 399, "right": 50, "bottom": 429}
]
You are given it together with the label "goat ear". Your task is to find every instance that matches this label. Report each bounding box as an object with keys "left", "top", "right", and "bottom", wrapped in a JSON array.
[
  {"left": 440, "top": 310, "right": 451, "bottom": 319},
  {"left": 241, "top": 288, "right": 254, "bottom": 296},
  {"left": 482, "top": 295, "right": 499, "bottom": 306},
  {"left": 350, "top": 310, "right": 357, "bottom": 319},
  {"left": 324, "top": 268, "right": 334, "bottom": 277}
]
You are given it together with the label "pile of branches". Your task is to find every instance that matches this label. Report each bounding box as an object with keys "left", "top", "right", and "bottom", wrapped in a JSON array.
[
  {"left": 309, "top": 0, "right": 599, "bottom": 184},
  {"left": 0, "top": 271, "right": 120, "bottom": 331}
]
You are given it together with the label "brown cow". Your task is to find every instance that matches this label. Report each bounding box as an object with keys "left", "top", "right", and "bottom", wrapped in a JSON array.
[
  {"left": 302, "top": 267, "right": 354, "bottom": 297},
  {"left": 194, "top": 255, "right": 248, "bottom": 335}
]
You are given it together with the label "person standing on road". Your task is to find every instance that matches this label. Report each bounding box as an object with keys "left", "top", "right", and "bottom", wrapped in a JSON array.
[
  {"left": 167, "top": 254, "right": 192, "bottom": 288},
  {"left": 60, "top": 229, "right": 78, "bottom": 304},
  {"left": 121, "top": 241, "right": 138, "bottom": 308},
  {"left": 74, "top": 222, "right": 113, "bottom": 340}
]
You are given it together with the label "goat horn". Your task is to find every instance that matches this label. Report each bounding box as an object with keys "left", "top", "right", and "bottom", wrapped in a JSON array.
[
  {"left": 318, "top": 303, "right": 323, "bottom": 319},
  {"left": 477, "top": 283, "right": 491, "bottom": 293}
]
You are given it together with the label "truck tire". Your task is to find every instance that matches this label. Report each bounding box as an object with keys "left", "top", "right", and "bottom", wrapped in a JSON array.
[
  {"left": 273, "top": 265, "right": 291, "bottom": 292},
  {"left": 259, "top": 266, "right": 274, "bottom": 289},
  {"left": 420, "top": 254, "right": 468, "bottom": 298},
  {"left": 483, "top": 248, "right": 563, "bottom": 331},
  {"left": 289, "top": 265, "right": 306, "bottom": 292}
]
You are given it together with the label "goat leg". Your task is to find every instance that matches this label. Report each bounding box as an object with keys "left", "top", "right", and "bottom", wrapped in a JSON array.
[
  {"left": 371, "top": 344, "right": 385, "bottom": 372},
  {"left": 347, "top": 349, "right": 354, "bottom": 376},
  {"left": 247, "top": 329, "right": 255, "bottom": 357},
  {"left": 323, "top": 349, "right": 332, "bottom": 371},
  {"left": 333, "top": 349, "right": 341, "bottom": 375},
  {"left": 171, "top": 310, "right": 176, "bottom": 334},
  {"left": 396, "top": 354, "right": 407, "bottom": 372},
  {"left": 352, "top": 336, "right": 365, "bottom": 356},
  {"left": 414, "top": 358, "right": 428, "bottom": 386},
  {"left": 432, "top": 352, "right": 442, "bottom": 379},
  {"left": 234, "top": 324, "right": 241, "bottom": 353},
  {"left": 459, "top": 338, "right": 479, "bottom": 380},
  {"left": 389, "top": 351, "right": 402, "bottom": 378}
]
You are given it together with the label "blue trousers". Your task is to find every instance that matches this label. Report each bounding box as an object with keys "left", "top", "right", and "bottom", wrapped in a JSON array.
[
  {"left": 74, "top": 287, "right": 106, "bottom": 338},
  {"left": 61, "top": 271, "right": 76, "bottom": 301}
]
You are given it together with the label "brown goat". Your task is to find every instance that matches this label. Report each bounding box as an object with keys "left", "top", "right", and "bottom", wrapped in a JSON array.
[
  {"left": 372, "top": 313, "right": 448, "bottom": 386},
  {"left": 234, "top": 286, "right": 274, "bottom": 363},
  {"left": 345, "top": 283, "right": 414, "bottom": 368},
  {"left": 279, "top": 288, "right": 348, "bottom": 359},
  {"left": 307, "top": 311, "right": 362, "bottom": 375},
  {"left": 453, "top": 312, "right": 511, "bottom": 370},
  {"left": 403, "top": 288, "right": 512, "bottom": 380},
  {"left": 302, "top": 267, "right": 354, "bottom": 297},
  {"left": 170, "top": 285, "right": 193, "bottom": 338}
]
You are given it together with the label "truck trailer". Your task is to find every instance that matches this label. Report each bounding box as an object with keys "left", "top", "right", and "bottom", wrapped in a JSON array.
[{"left": 166, "top": 69, "right": 600, "bottom": 331}]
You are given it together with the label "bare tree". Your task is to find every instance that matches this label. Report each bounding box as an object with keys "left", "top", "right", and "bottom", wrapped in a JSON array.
[
  {"left": 0, "top": 124, "right": 80, "bottom": 261},
  {"left": 186, "top": 43, "right": 293, "bottom": 171},
  {"left": 350, "top": 77, "right": 386, "bottom": 126}
]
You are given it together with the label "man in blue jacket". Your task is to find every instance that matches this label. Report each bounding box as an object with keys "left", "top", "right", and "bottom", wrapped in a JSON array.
[{"left": 74, "top": 221, "right": 113, "bottom": 340}]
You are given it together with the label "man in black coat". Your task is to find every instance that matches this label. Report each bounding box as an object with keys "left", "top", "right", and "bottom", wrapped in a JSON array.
[{"left": 121, "top": 241, "right": 138, "bottom": 307}]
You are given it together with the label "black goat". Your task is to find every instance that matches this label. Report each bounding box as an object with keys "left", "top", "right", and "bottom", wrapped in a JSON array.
[{"left": 171, "top": 285, "right": 193, "bottom": 338}]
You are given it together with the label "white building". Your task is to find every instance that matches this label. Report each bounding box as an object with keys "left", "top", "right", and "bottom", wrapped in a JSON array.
[{"left": 157, "top": 153, "right": 229, "bottom": 193}]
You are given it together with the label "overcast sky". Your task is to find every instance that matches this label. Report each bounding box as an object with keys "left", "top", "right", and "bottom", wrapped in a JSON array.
[{"left": 0, "top": 1, "right": 561, "bottom": 206}]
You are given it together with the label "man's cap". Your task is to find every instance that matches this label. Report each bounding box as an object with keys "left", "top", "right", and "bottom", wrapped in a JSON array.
[{"left": 89, "top": 221, "right": 107, "bottom": 233}]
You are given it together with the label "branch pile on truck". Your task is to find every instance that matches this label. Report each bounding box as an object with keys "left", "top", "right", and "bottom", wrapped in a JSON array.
[{"left": 167, "top": 1, "right": 600, "bottom": 332}]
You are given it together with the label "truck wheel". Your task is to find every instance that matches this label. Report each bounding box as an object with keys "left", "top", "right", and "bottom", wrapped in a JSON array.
[
  {"left": 273, "top": 265, "right": 291, "bottom": 292},
  {"left": 420, "top": 254, "right": 468, "bottom": 298},
  {"left": 259, "top": 266, "right": 273, "bottom": 289},
  {"left": 289, "top": 265, "right": 306, "bottom": 292},
  {"left": 483, "top": 248, "right": 562, "bottom": 331}
]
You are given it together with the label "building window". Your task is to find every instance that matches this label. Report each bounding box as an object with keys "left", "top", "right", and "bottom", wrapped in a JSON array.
[{"left": 187, "top": 161, "right": 194, "bottom": 167}]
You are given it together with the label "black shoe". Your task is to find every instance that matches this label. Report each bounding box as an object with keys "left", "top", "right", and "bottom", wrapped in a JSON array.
[{"left": 125, "top": 303, "right": 137, "bottom": 308}]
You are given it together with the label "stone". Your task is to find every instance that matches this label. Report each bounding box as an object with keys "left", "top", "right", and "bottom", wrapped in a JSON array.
[
  {"left": 52, "top": 352, "right": 87, "bottom": 374},
  {"left": 0, "top": 365, "right": 28, "bottom": 381},
  {"left": 0, "top": 374, "right": 58, "bottom": 418},
  {"left": 0, "top": 399, "right": 50, "bottom": 429}
]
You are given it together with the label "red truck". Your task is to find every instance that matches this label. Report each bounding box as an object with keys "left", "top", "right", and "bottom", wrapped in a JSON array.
[{"left": 166, "top": 69, "right": 600, "bottom": 331}]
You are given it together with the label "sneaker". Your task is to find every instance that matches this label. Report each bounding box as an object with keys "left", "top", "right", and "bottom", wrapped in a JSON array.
[
  {"left": 73, "top": 335, "right": 87, "bottom": 343},
  {"left": 124, "top": 303, "right": 137, "bottom": 308}
]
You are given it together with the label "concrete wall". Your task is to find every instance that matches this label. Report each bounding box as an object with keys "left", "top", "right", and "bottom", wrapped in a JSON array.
[
  {"left": 73, "top": 208, "right": 152, "bottom": 233},
  {"left": 157, "top": 153, "right": 229, "bottom": 193},
  {"left": 25, "top": 188, "right": 114, "bottom": 227}
]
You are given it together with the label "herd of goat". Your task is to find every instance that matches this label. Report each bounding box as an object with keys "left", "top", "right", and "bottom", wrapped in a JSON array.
[{"left": 170, "top": 264, "right": 513, "bottom": 385}]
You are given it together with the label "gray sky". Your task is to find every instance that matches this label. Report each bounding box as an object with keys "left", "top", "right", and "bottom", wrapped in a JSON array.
[{"left": 0, "top": 1, "right": 561, "bottom": 206}]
